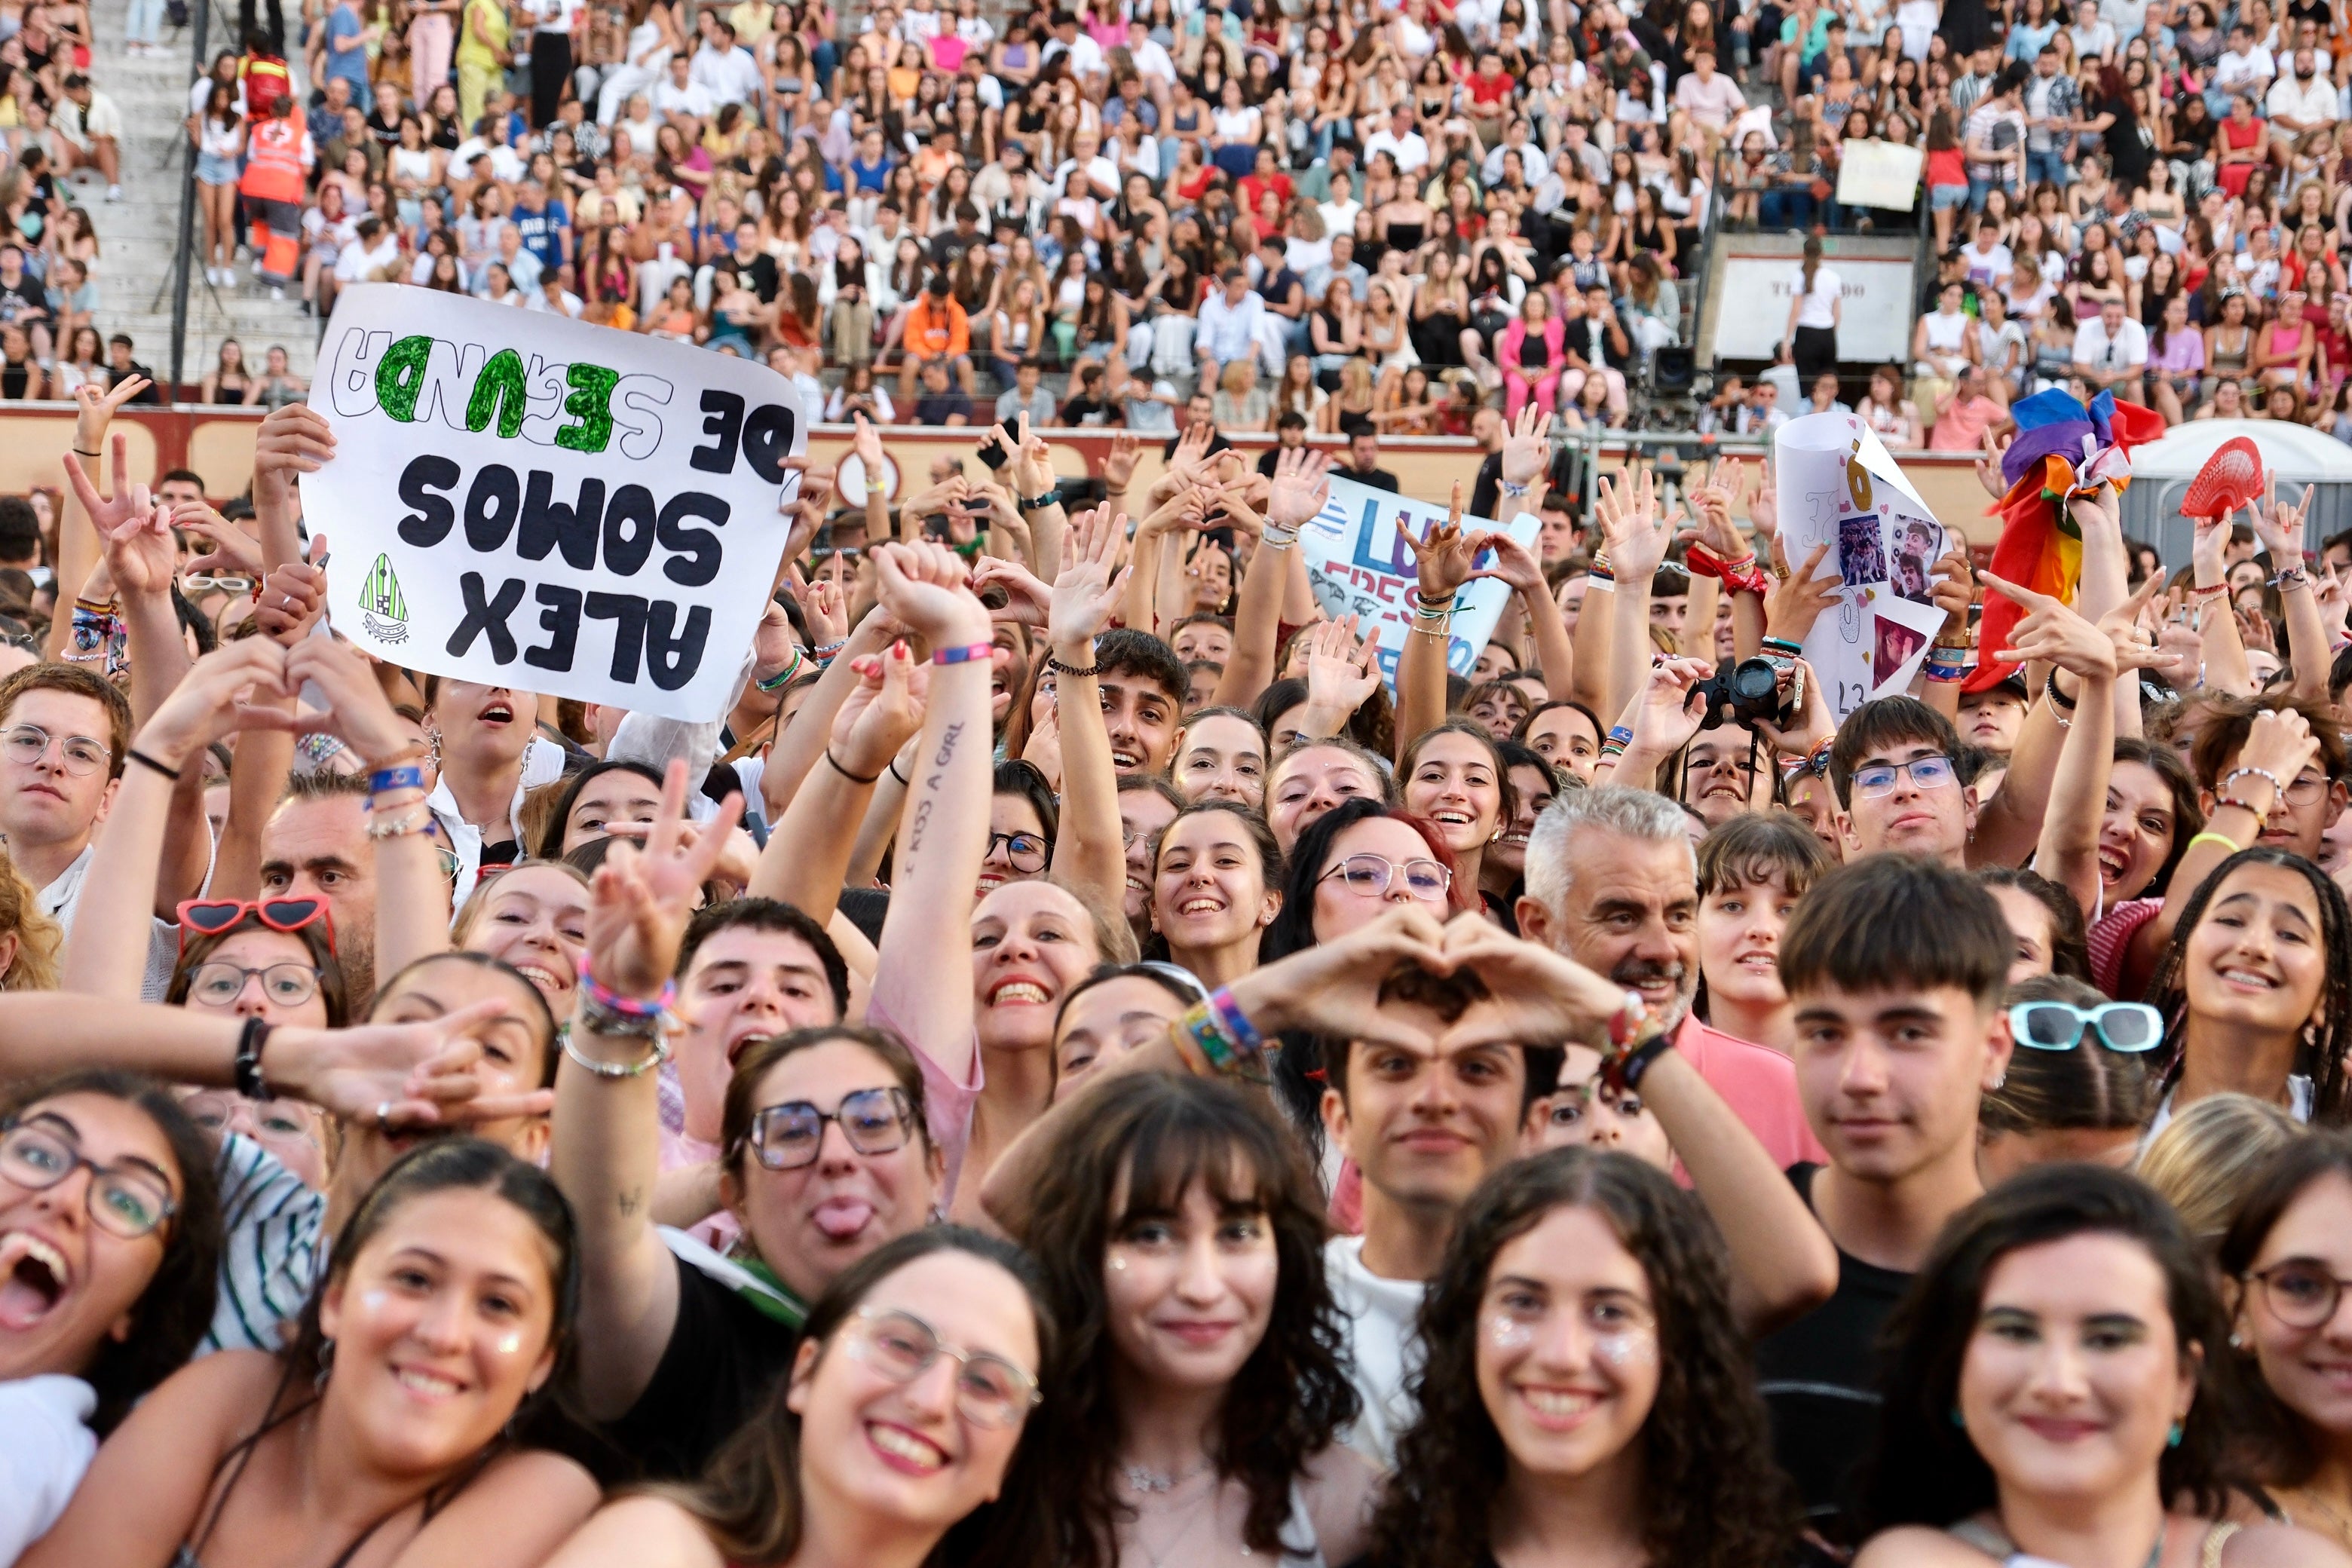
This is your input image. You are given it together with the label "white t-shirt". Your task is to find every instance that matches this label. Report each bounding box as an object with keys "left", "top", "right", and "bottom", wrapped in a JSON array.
[
  {"left": 1791, "top": 265, "right": 1842, "bottom": 330},
  {"left": 1326, "top": 1235, "right": 1428, "bottom": 1468},
  {"left": 0, "top": 1375, "right": 98, "bottom": 1564}
]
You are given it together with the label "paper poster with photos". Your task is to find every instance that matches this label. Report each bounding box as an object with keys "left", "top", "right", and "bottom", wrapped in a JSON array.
[{"left": 1773, "top": 412, "right": 1952, "bottom": 723}]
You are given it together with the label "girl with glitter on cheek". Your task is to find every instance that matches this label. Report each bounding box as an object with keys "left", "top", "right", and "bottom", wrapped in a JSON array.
[
  {"left": 1361, "top": 1149, "right": 1799, "bottom": 1568},
  {"left": 18, "top": 1141, "right": 600, "bottom": 1568}
]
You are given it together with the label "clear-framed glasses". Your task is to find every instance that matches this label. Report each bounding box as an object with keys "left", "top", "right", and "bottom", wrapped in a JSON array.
[
  {"left": 1318, "top": 852, "right": 1453, "bottom": 901},
  {"left": 1546, "top": 1078, "right": 1645, "bottom": 1127},
  {"left": 187, "top": 961, "right": 323, "bottom": 1009},
  {"left": 0, "top": 724, "right": 111, "bottom": 776},
  {"left": 1848, "top": 754, "right": 1957, "bottom": 798},
  {"left": 0, "top": 1118, "right": 176, "bottom": 1239},
  {"left": 844, "top": 1306, "right": 1042, "bottom": 1429},
  {"left": 983, "top": 831, "right": 1049, "bottom": 871},
  {"left": 2007, "top": 1000, "right": 2164, "bottom": 1053},
  {"left": 2246, "top": 1260, "right": 2352, "bottom": 1330},
  {"left": 747, "top": 1087, "right": 914, "bottom": 1170},
  {"left": 2280, "top": 770, "right": 2331, "bottom": 807}
]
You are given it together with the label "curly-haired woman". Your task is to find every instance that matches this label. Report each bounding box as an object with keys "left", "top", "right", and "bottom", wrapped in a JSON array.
[{"left": 1361, "top": 1147, "right": 1799, "bottom": 1568}]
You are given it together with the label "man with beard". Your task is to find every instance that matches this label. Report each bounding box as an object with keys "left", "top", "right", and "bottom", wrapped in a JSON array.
[{"left": 1517, "top": 786, "right": 1821, "bottom": 1166}]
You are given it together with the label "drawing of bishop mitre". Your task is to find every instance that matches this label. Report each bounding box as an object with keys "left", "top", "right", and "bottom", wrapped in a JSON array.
[{"left": 360, "top": 553, "right": 411, "bottom": 644}]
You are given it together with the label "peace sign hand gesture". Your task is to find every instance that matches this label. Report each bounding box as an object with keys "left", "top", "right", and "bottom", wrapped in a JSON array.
[
  {"left": 583, "top": 759, "right": 748, "bottom": 1001},
  {"left": 1402, "top": 480, "right": 1482, "bottom": 601}
]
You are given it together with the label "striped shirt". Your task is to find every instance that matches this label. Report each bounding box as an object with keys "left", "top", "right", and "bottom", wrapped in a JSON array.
[{"left": 201, "top": 1133, "right": 326, "bottom": 1355}]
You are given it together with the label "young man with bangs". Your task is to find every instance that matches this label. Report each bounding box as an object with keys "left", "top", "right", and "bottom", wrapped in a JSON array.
[
  {"left": 1092, "top": 626, "right": 1187, "bottom": 777},
  {"left": 1759, "top": 854, "right": 2016, "bottom": 1542}
]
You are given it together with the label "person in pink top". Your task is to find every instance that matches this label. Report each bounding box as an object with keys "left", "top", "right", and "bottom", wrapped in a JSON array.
[
  {"left": 1928, "top": 364, "right": 2003, "bottom": 451},
  {"left": 1496, "top": 290, "right": 1567, "bottom": 421}
]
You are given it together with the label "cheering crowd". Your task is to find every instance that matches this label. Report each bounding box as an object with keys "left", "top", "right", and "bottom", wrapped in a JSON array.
[{"left": 3, "top": 348, "right": 2352, "bottom": 1568}]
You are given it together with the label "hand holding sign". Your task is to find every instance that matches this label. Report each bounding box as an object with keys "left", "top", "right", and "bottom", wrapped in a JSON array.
[
  {"left": 305, "top": 286, "right": 804, "bottom": 721},
  {"left": 257, "top": 535, "right": 329, "bottom": 645}
]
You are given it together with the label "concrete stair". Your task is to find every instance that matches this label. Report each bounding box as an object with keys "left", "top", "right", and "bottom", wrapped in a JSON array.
[{"left": 85, "top": 0, "right": 318, "bottom": 389}]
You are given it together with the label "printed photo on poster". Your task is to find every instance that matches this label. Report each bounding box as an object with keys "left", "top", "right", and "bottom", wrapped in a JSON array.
[
  {"left": 1874, "top": 614, "right": 1929, "bottom": 681},
  {"left": 1838, "top": 511, "right": 1888, "bottom": 588},
  {"left": 1888, "top": 515, "right": 1945, "bottom": 605}
]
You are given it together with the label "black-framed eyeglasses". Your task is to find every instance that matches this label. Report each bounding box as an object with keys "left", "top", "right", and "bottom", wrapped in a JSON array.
[
  {"left": 983, "top": 831, "right": 1049, "bottom": 871},
  {"left": 1318, "top": 852, "right": 1453, "bottom": 900},
  {"left": 186, "top": 961, "right": 323, "bottom": 1009},
  {"left": 748, "top": 1087, "right": 915, "bottom": 1170},
  {"left": 2246, "top": 1260, "right": 2352, "bottom": 1330},
  {"left": 0, "top": 724, "right": 111, "bottom": 776},
  {"left": 0, "top": 1117, "right": 176, "bottom": 1239},
  {"left": 843, "top": 1306, "right": 1041, "bottom": 1428},
  {"left": 1849, "top": 754, "right": 1957, "bottom": 798}
]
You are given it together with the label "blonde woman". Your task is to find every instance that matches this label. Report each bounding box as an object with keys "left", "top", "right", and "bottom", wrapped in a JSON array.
[
  {"left": 0, "top": 844, "right": 58, "bottom": 990},
  {"left": 1211, "top": 357, "right": 1270, "bottom": 431},
  {"left": 2136, "top": 1092, "right": 2303, "bottom": 1249}
]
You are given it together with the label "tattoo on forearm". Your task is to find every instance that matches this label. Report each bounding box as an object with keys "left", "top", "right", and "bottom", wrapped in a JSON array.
[
  {"left": 906, "top": 721, "right": 966, "bottom": 857},
  {"left": 616, "top": 1187, "right": 642, "bottom": 1218}
]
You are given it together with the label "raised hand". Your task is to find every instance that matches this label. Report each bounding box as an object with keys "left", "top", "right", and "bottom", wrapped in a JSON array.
[
  {"left": 1464, "top": 528, "right": 1546, "bottom": 597},
  {"left": 1267, "top": 446, "right": 1334, "bottom": 532},
  {"left": 100, "top": 492, "right": 176, "bottom": 602},
  {"left": 1983, "top": 571, "right": 2120, "bottom": 680},
  {"left": 1302, "top": 614, "right": 1383, "bottom": 726},
  {"left": 1624, "top": 654, "right": 1714, "bottom": 758},
  {"left": 1928, "top": 547, "right": 1974, "bottom": 636},
  {"left": 1594, "top": 465, "right": 1671, "bottom": 582},
  {"left": 251, "top": 403, "right": 338, "bottom": 482},
  {"left": 174, "top": 502, "right": 266, "bottom": 578},
  {"left": 275, "top": 633, "right": 425, "bottom": 767},
  {"left": 1754, "top": 655, "right": 1833, "bottom": 757},
  {"left": 1746, "top": 455, "right": 1778, "bottom": 543},
  {"left": 1429, "top": 915, "right": 1630, "bottom": 1049},
  {"left": 871, "top": 539, "right": 989, "bottom": 647},
  {"left": 852, "top": 409, "right": 886, "bottom": 479},
  {"left": 830, "top": 638, "right": 929, "bottom": 779},
  {"left": 2252, "top": 471, "right": 2311, "bottom": 566},
  {"left": 1103, "top": 430, "right": 1141, "bottom": 494},
  {"left": 61, "top": 433, "right": 136, "bottom": 537},
  {"left": 135, "top": 636, "right": 295, "bottom": 770},
  {"left": 1765, "top": 537, "right": 1838, "bottom": 642},
  {"left": 1677, "top": 458, "right": 1747, "bottom": 560},
  {"left": 583, "top": 758, "right": 747, "bottom": 1000},
  {"left": 1402, "top": 480, "right": 1484, "bottom": 600},
  {"left": 1222, "top": 903, "right": 1456, "bottom": 1049},
  {"left": 1497, "top": 400, "right": 1551, "bottom": 493},
  {"left": 1049, "top": 506, "right": 1133, "bottom": 648},
  {"left": 2191, "top": 510, "right": 2230, "bottom": 586},
  {"left": 968, "top": 555, "right": 1053, "bottom": 627},
  {"left": 255, "top": 533, "right": 328, "bottom": 645},
  {"left": 2235, "top": 707, "right": 2322, "bottom": 807}
]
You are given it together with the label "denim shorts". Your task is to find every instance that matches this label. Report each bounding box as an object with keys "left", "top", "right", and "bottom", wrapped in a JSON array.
[
  {"left": 197, "top": 152, "right": 239, "bottom": 185},
  {"left": 1930, "top": 183, "right": 1971, "bottom": 211}
]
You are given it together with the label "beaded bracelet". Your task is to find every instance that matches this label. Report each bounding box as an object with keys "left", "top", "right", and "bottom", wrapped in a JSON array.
[
  {"left": 365, "top": 802, "right": 433, "bottom": 841},
  {"left": 810, "top": 639, "right": 848, "bottom": 663},
  {"left": 575, "top": 956, "right": 675, "bottom": 1019},
  {"left": 2221, "top": 765, "right": 2286, "bottom": 803}
]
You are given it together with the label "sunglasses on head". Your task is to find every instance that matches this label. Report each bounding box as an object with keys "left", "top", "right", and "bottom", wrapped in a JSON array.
[
  {"left": 2007, "top": 1000, "right": 2164, "bottom": 1054},
  {"left": 176, "top": 897, "right": 337, "bottom": 958}
]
